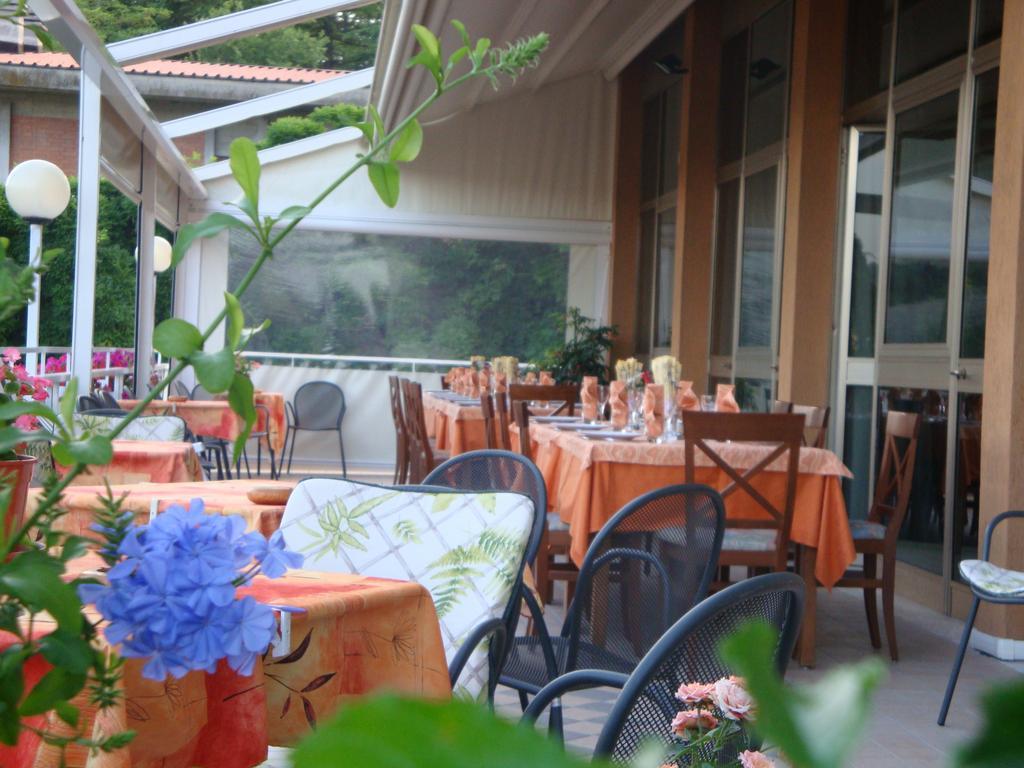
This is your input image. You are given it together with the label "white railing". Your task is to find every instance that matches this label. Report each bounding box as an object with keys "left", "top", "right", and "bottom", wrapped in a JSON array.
[
  {"left": 240, "top": 350, "right": 472, "bottom": 373},
  {"left": 12, "top": 346, "right": 136, "bottom": 410}
]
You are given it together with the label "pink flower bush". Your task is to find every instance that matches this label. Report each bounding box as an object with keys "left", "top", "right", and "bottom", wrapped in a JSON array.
[
  {"left": 671, "top": 709, "right": 719, "bottom": 735},
  {"left": 738, "top": 750, "right": 776, "bottom": 768},
  {"left": 1, "top": 348, "right": 53, "bottom": 458},
  {"left": 675, "top": 682, "right": 715, "bottom": 706},
  {"left": 714, "top": 676, "right": 755, "bottom": 722}
]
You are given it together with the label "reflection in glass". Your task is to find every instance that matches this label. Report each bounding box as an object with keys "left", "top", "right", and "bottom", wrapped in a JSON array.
[
  {"left": 711, "top": 180, "right": 740, "bottom": 356},
  {"left": 718, "top": 32, "right": 749, "bottom": 166},
  {"left": 844, "top": 0, "right": 893, "bottom": 107},
  {"left": 849, "top": 132, "right": 886, "bottom": 357},
  {"left": 745, "top": 0, "right": 791, "bottom": 155},
  {"left": 654, "top": 209, "right": 676, "bottom": 349},
  {"left": 842, "top": 386, "right": 875, "bottom": 520},
  {"left": 739, "top": 167, "right": 778, "bottom": 348},
  {"left": 641, "top": 96, "right": 661, "bottom": 202},
  {"left": 880, "top": 387, "right": 948, "bottom": 575},
  {"left": 885, "top": 92, "right": 958, "bottom": 344},
  {"left": 735, "top": 378, "right": 771, "bottom": 412},
  {"left": 962, "top": 69, "right": 998, "bottom": 359},
  {"left": 974, "top": 0, "right": 1004, "bottom": 47},
  {"left": 636, "top": 210, "right": 656, "bottom": 353},
  {"left": 953, "top": 393, "right": 982, "bottom": 575},
  {"left": 894, "top": 0, "right": 969, "bottom": 84},
  {"left": 660, "top": 84, "right": 682, "bottom": 196}
]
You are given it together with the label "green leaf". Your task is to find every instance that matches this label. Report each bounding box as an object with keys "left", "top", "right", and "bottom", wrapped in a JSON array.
[
  {"left": 224, "top": 292, "right": 244, "bottom": 350},
  {"left": 228, "top": 373, "right": 256, "bottom": 464},
  {"left": 0, "top": 550, "right": 81, "bottom": 631},
  {"left": 19, "top": 666, "right": 87, "bottom": 717},
  {"left": 170, "top": 213, "right": 250, "bottom": 268},
  {"left": 411, "top": 23, "right": 441, "bottom": 65},
  {"left": 292, "top": 694, "right": 596, "bottom": 768},
  {"left": 38, "top": 630, "right": 93, "bottom": 675},
  {"left": 471, "top": 37, "right": 491, "bottom": 67},
  {"left": 957, "top": 680, "right": 1024, "bottom": 767},
  {"left": 0, "top": 401, "right": 58, "bottom": 424},
  {"left": 0, "top": 649, "right": 27, "bottom": 744},
  {"left": 59, "top": 378, "right": 76, "bottom": 437},
  {"left": 720, "top": 621, "right": 885, "bottom": 768},
  {"left": 192, "top": 347, "right": 236, "bottom": 394},
  {"left": 367, "top": 162, "right": 400, "bottom": 208},
  {"left": 229, "top": 137, "right": 261, "bottom": 210},
  {"left": 353, "top": 120, "right": 375, "bottom": 144},
  {"left": 153, "top": 318, "right": 203, "bottom": 359},
  {"left": 451, "top": 19, "right": 470, "bottom": 47},
  {"left": 277, "top": 205, "right": 311, "bottom": 222},
  {"left": 54, "top": 700, "right": 80, "bottom": 728},
  {"left": 368, "top": 104, "right": 386, "bottom": 145},
  {"left": 390, "top": 119, "right": 423, "bottom": 164},
  {"left": 26, "top": 24, "right": 59, "bottom": 52},
  {"left": 52, "top": 435, "right": 113, "bottom": 466}
]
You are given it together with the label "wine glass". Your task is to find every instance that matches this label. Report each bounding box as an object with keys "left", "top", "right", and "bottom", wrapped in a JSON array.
[
  {"left": 597, "top": 385, "right": 609, "bottom": 423},
  {"left": 700, "top": 394, "right": 717, "bottom": 412}
]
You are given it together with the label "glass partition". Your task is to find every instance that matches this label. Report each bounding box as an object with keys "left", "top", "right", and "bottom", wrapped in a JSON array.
[
  {"left": 848, "top": 132, "right": 886, "bottom": 356},
  {"left": 745, "top": 0, "right": 791, "bottom": 155},
  {"left": 738, "top": 166, "right": 778, "bottom": 348},
  {"left": 894, "top": 0, "right": 970, "bottom": 84},
  {"left": 710, "top": 180, "right": 740, "bottom": 357}
]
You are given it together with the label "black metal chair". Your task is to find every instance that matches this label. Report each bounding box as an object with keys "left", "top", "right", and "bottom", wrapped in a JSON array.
[
  {"left": 284, "top": 381, "right": 347, "bottom": 476},
  {"left": 77, "top": 394, "right": 104, "bottom": 412},
  {"left": 502, "top": 484, "right": 726, "bottom": 722},
  {"left": 191, "top": 383, "right": 213, "bottom": 400},
  {"left": 522, "top": 572, "right": 805, "bottom": 763},
  {"left": 172, "top": 380, "right": 191, "bottom": 398},
  {"left": 939, "top": 510, "right": 1024, "bottom": 725},
  {"left": 236, "top": 403, "right": 277, "bottom": 479},
  {"left": 98, "top": 390, "right": 120, "bottom": 410}
]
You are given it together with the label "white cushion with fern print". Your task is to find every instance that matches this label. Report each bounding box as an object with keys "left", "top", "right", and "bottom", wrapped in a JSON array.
[
  {"left": 73, "top": 413, "right": 187, "bottom": 442},
  {"left": 279, "top": 478, "right": 534, "bottom": 701}
]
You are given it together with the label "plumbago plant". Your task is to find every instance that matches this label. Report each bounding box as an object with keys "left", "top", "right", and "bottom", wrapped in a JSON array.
[{"left": 0, "top": 21, "right": 548, "bottom": 757}]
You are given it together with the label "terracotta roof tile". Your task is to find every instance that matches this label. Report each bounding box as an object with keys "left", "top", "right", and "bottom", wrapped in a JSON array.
[{"left": 0, "top": 51, "right": 342, "bottom": 83}]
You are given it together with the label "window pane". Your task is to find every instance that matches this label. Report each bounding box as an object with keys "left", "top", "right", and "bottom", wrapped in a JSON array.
[
  {"left": 738, "top": 166, "right": 778, "bottom": 348},
  {"left": 654, "top": 209, "right": 676, "bottom": 348},
  {"left": 641, "top": 96, "right": 661, "bottom": 202},
  {"left": 636, "top": 210, "right": 656, "bottom": 353},
  {"left": 711, "top": 180, "right": 741, "bottom": 356},
  {"left": 962, "top": 69, "right": 998, "bottom": 359},
  {"left": 952, "top": 393, "right": 982, "bottom": 578},
  {"left": 745, "top": 0, "right": 791, "bottom": 155},
  {"left": 735, "top": 378, "right": 771, "bottom": 412},
  {"left": 894, "top": 0, "right": 969, "bottom": 83},
  {"left": 975, "top": 0, "right": 1003, "bottom": 47},
  {"left": 660, "top": 84, "right": 682, "bottom": 195},
  {"left": 842, "top": 386, "right": 875, "bottom": 520},
  {"left": 229, "top": 230, "right": 569, "bottom": 359},
  {"left": 844, "top": 0, "right": 894, "bottom": 107},
  {"left": 884, "top": 92, "right": 958, "bottom": 344},
  {"left": 718, "top": 31, "right": 748, "bottom": 166},
  {"left": 849, "top": 132, "right": 886, "bottom": 357}
]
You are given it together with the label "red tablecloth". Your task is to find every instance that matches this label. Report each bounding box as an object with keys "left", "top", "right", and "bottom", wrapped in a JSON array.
[{"left": 55, "top": 440, "right": 203, "bottom": 486}]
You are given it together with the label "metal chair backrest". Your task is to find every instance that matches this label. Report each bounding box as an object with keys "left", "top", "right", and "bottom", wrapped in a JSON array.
[
  {"left": 790, "top": 403, "right": 831, "bottom": 449},
  {"left": 77, "top": 395, "right": 103, "bottom": 412},
  {"left": 593, "top": 572, "right": 805, "bottom": 762},
  {"left": 99, "top": 391, "right": 120, "bottom": 409},
  {"left": 508, "top": 383, "right": 579, "bottom": 416},
  {"left": 191, "top": 384, "right": 213, "bottom": 400},
  {"left": 681, "top": 411, "right": 805, "bottom": 572},
  {"left": 493, "top": 392, "right": 512, "bottom": 450},
  {"left": 870, "top": 410, "right": 921, "bottom": 543},
  {"left": 512, "top": 400, "right": 532, "bottom": 461},
  {"left": 292, "top": 381, "right": 346, "bottom": 430},
  {"left": 479, "top": 394, "right": 498, "bottom": 450},
  {"left": 172, "top": 380, "right": 191, "bottom": 398},
  {"left": 562, "top": 484, "right": 726, "bottom": 676}
]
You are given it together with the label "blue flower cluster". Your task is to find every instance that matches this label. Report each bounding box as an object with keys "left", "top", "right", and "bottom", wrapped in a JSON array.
[{"left": 79, "top": 499, "right": 304, "bottom": 681}]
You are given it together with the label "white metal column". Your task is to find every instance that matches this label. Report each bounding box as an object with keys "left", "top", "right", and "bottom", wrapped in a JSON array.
[
  {"left": 70, "top": 51, "right": 102, "bottom": 397},
  {"left": 24, "top": 223, "right": 43, "bottom": 375},
  {"left": 135, "top": 150, "right": 157, "bottom": 393}
]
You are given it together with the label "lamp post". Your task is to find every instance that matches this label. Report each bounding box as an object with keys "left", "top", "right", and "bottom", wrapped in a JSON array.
[{"left": 4, "top": 159, "right": 72, "bottom": 375}]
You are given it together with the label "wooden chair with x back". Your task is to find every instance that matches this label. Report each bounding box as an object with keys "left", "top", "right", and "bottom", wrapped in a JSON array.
[
  {"left": 401, "top": 379, "right": 449, "bottom": 483},
  {"left": 479, "top": 393, "right": 499, "bottom": 449},
  {"left": 493, "top": 392, "right": 512, "bottom": 450},
  {"left": 791, "top": 404, "right": 831, "bottom": 449},
  {"left": 836, "top": 410, "right": 921, "bottom": 660}
]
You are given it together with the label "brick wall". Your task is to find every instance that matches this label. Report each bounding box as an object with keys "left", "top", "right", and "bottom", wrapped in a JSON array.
[
  {"left": 173, "top": 133, "right": 205, "bottom": 165},
  {"left": 10, "top": 114, "right": 79, "bottom": 175}
]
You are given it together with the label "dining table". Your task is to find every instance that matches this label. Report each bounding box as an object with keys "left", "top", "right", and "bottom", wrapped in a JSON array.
[
  {"left": 517, "top": 420, "right": 856, "bottom": 667},
  {"left": 1, "top": 567, "right": 450, "bottom": 768},
  {"left": 119, "top": 393, "right": 288, "bottom": 454},
  {"left": 55, "top": 439, "right": 204, "bottom": 486},
  {"left": 423, "top": 391, "right": 562, "bottom": 455},
  {"left": 28, "top": 479, "right": 298, "bottom": 539}
]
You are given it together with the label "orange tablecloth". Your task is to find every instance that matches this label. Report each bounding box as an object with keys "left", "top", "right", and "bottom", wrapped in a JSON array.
[
  {"left": 522, "top": 423, "right": 856, "bottom": 589},
  {"left": 422, "top": 392, "right": 495, "bottom": 455},
  {"left": 28, "top": 479, "right": 297, "bottom": 539},
  {"left": 119, "top": 393, "right": 287, "bottom": 453},
  {"left": 55, "top": 440, "right": 203, "bottom": 486},
  {"left": 2, "top": 570, "right": 449, "bottom": 768}
]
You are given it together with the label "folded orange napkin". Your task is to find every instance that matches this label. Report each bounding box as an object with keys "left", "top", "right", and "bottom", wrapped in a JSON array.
[
  {"left": 643, "top": 385, "right": 665, "bottom": 438},
  {"left": 609, "top": 380, "right": 629, "bottom": 428},
  {"left": 444, "top": 367, "right": 457, "bottom": 386},
  {"left": 581, "top": 376, "right": 599, "bottom": 421},
  {"left": 716, "top": 383, "right": 740, "bottom": 413},
  {"left": 478, "top": 368, "right": 491, "bottom": 393},
  {"left": 539, "top": 371, "right": 555, "bottom": 386},
  {"left": 495, "top": 373, "right": 507, "bottom": 394},
  {"left": 676, "top": 380, "right": 699, "bottom": 411},
  {"left": 524, "top": 371, "right": 538, "bottom": 385},
  {"left": 469, "top": 371, "right": 481, "bottom": 397}
]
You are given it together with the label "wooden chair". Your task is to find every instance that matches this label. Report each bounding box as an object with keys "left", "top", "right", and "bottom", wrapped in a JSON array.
[
  {"left": 508, "top": 383, "right": 579, "bottom": 416},
  {"left": 479, "top": 393, "right": 498, "bottom": 449},
  {"left": 401, "top": 379, "right": 449, "bottom": 483},
  {"left": 836, "top": 410, "right": 920, "bottom": 661},
  {"left": 790, "top": 404, "right": 831, "bottom": 449},
  {"left": 771, "top": 399, "right": 792, "bottom": 414},
  {"left": 493, "top": 392, "right": 512, "bottom": 450},
  {"left": 681, "top": 412, "right": 805, "bottom": 578},
  {"left": 388, "top": 375, "right": 409, "bottom": 484},
  {"left": 514, "top": 400, "right": 577, "bottom": 608}
]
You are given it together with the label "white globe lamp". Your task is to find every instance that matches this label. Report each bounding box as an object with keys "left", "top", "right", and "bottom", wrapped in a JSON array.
[{"left": 153, "top": 236, "right": 173, "bottom": 273}]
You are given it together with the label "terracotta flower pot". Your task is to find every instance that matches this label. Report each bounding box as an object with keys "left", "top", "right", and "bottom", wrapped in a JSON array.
[{"left": 0, "top": 454, "right": 37, "bottom": 545}]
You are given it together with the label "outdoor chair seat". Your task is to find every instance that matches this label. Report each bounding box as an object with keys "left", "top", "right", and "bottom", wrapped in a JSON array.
[
  {"left": 849, "top": 519, "right": 887, "bottom": 540},
  {"left": 721, "top": 528, "right": 777, "bottom": 551},
  {"left": 502, "top": 635, "right": 634, "bottom": 694},
  {"left": 959, "top": 559, "right": 1024, "bottom": 597}
]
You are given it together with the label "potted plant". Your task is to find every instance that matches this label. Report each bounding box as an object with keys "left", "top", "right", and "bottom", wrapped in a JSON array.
[
  {"left": 533, "top": 308, "right": 616, "bottom": 385},
  {"left": 0, "top": 347, "right": 50, "bottom": 540}
]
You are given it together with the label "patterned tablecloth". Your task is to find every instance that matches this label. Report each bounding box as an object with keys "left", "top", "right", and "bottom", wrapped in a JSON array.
[
  {"left": 28, "top": 479, "right": 297, "bottom": 539},
  {"left": 55, "top": 440, "right": 203, "bottom": 486},
  {"left": 119, "top": 393, "right": 287, "bottom": 454},
  {"left": 1, "top": 570, "right": 450, "bottom": 768}
]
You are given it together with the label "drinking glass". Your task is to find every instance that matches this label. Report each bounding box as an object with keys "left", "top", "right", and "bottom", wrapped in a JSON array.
[
  {"left": 700, "top": 394, "right": 717, "bottom": 412},
  {"left": 596, "top": 385, "right": 609, "bottom": 423}
]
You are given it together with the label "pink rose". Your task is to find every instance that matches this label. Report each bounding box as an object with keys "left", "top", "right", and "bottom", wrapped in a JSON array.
[
  {"left": 739, "top": 750, "right": 775, "bottom": 768},
  {"left": 671, "top": 709, "right": 718, "bottom": 736},
  {"left": 675, "top": 682, "right": 715, "bottom": 706},
  {"left": 2, "top": 347, "right": 20, "bottom": 363},
  {"left": 713, "top": 677, "right": 755, "bottom": 721}
]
